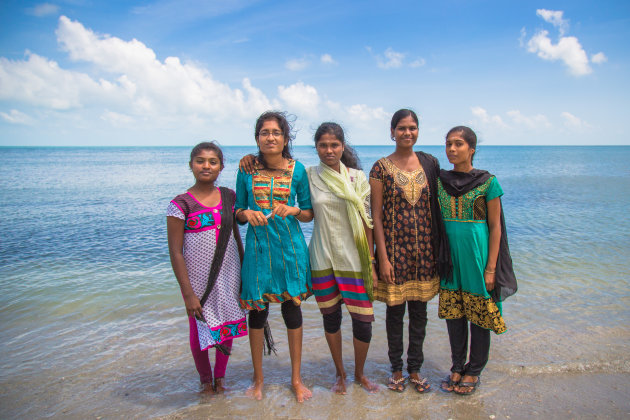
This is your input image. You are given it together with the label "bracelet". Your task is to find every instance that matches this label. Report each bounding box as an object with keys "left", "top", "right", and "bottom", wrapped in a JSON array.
[
  {"left": 296, "top": 207, "right": 302, "bottom": 216},
  {"left": 484, "top": 268, "right": 496, "bottom": 274},
  {"left": 371, "top": 257, "right": 377, "bottom": 265}
]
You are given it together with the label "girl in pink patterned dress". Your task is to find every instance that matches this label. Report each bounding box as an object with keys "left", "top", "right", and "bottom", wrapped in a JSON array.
[{"left": 167, "top": 142, "right": 247, "bottom": 394}]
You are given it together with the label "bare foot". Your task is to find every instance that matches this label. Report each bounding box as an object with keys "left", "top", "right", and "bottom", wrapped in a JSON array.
[
  {"left": 331, "top": 375, "right": 347, "bottom": 394},
  {"left": 356, "top": 375, "right": 379, "bottom": 393},
  {"left": 214, "top": 377, "right": 226, "bottom": 394},
  {"left": 246, "top": 380, "right": 263, "bottom": 400},
  {"left": 201, "top": 382, "right": 215, "bottom": 394},
  {"left": 292, "top": 380, "right": 312, "bottom": 403}
]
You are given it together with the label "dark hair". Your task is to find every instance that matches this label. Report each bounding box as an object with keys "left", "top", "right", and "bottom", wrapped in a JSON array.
[
  {"left": 189, "top": 141, "right": 224, "bottom": 168},
  {"left": 390, "top": 108, "right": 419, "bottom": 131},
  {"left": 314, "top": 122, "right": 361, "bottom": 170},
  {"left": 254, "top": 111, "right": 294, "bottom": 168},
  {"left": 446, "top": 126, "right": 478, "bottom": 163}
]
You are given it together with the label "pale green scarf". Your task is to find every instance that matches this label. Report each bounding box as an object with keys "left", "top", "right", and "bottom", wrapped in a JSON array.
[{"left": 318, "top": 161, "right": 375, "bottom": 301}]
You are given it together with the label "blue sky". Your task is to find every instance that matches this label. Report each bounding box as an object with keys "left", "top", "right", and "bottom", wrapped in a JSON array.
[{"left": 0, "top": 0, "right": 628, "bottom": 146}]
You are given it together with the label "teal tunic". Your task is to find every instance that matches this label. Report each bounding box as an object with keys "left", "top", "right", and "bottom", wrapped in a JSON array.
[
  {"left": 235, "top": 159, "right": 312, "bottom": 310},
  {"left": 437, "top": 176, "right": 506, "bottom": 334}
]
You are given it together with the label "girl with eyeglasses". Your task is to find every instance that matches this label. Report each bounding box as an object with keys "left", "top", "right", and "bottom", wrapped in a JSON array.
[{"left": 235, "top": 111, "right": 314, "bottom": 403}]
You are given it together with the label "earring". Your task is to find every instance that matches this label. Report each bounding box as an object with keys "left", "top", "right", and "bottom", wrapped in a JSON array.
[{"left": 391, "top": 136, "right": 396, "bottom": 142}]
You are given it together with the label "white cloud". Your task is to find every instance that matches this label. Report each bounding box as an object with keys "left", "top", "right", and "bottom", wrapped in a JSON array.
[
  {"left": 379, "top": 47, "right": 404, "bottom": 69},
  {"left": 527, "top": 30, "right": 591, "bottom": 76},
  {"left": 591, "top": 52, "right": 607, "bottom": 64},
  {"left": 506, "top": 110, "right": 551, "bottom": 129},
  {"left": 320, "top": 54, "right": 336, "bottom": 65},
  {"left": 346, "top": 104, "right": 389, "bottom": 122},
  {"left": 278, "top": 82, "right": 319, "bottom": 116},
  {"left": 470, "top": 106, "right": 507, "bottom": 128},
  {"left": 525, "top": 10, "right": 605, "bottom": 77},
  {"left": 285, "top": 57, "right": 309, "bottom": 71},
  {"left": 100, "top": 110, "right": 134, "bottom": 126},
  {"left": 27, "top": 3, "right": 59, "bottom": 17},
  {"left": 409, "top": 58, "right": 426, "bottom": 68},
  {"left": 536, "top": 9, "right": 568, "bottom": 35},
  {"left": 561, "top": 111, "right": 591, "bottom": 129},
  {"left": 0, "top": 109, "right": 35, "bottom": 125}
]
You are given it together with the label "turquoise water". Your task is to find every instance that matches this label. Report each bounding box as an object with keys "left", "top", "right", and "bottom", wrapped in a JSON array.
[{"left": 0, "top": 146, "right": 629, "bottom": 418}]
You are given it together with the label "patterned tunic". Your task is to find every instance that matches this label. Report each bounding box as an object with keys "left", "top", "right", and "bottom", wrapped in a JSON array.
[
  {"left": 307, "top": 165, "right": 374, "bottom": 323},
  {"left": 236, "top": 159, "right": 312, "bottom": 310},
  {"left": 167, "top": 191, "right": 247, "bottom": 351},
  {"left": 369, "top": 158, "right": 439, "bottom": 306},
  {"left": 437, "top": 176, "right": 506, "bottom": 334}
]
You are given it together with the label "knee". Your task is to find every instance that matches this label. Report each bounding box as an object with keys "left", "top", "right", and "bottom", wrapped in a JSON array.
[
  {"left": 352, "top": 318, "right": 372, "bottom": 343},
  {"left": 322, "top": 307, "right": 342, "bottom": 334},
  {"left": 281, "top": 300, "right": 303, "bottom": 329},
  {"left": 248, "top": 306, "right": 269, "bottom": 329}
]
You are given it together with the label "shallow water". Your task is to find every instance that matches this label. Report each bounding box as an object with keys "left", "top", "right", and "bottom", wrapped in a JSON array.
[{"left": 0, "top": 146, "right": 629, "bottom": 419}]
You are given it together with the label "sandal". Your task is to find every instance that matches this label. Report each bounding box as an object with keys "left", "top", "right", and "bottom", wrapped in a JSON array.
[
  {"left": 387, "top": 376, "right": 406, "bottom": 392},
  {"left": 454, "top": 376, "right": 480, "bottom": 395},
  {"left": 440, "top": 373, "right": 460, "bottom": 393},
  {"left": 409, "top": 376, "right": 431, "bottom": 393}
]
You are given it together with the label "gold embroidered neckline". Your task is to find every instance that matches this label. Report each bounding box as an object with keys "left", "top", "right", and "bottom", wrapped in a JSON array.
[{"left": 381, "top": 158, "right": 428, "bottom": 206}]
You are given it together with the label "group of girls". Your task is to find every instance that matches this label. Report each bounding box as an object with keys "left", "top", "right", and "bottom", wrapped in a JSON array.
[{"left": 167, "top": 109, "right": 516, "bottom": 401}]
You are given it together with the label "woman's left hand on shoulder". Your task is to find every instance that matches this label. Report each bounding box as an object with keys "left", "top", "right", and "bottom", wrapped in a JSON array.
[{"left": 271, "top": 204, "right": 300, "bottom": 219}]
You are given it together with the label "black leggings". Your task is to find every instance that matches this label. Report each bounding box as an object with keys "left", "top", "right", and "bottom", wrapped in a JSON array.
[
  {"left": 322, "top": 306, "right": 372, "bottom": 343},
  {"left": 248, "top": 300, "right": 303, "bottom": 330},
  {"left": 446, "top": 318, "right": 491, "bottom": 377}
]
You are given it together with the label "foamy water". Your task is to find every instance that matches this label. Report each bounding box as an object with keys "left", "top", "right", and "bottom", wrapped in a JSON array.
[{"left": 0, "top": 146, "right": 628, "bottom": 419}]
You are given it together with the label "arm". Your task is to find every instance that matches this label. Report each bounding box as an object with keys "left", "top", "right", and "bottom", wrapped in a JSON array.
[
  {"left": 167, "top": 216, "right": 203, "bottom": 319},
  {"left": 484, "top": 197, "right": 502, "bottom": 291},
  {"left": 272, "top": 205, "right": 313, "bottom": 222},
  {"left": 238, "top": 154, "right": 258, "bottom": 174},
  {"left": 370, "top": 178, "right": 394, "bottom": 284},
  {"left": 235, "top": 168, "right": 268, "bottom": 226},
  {"left": 273, "top": 162, "right": 314, "bottom": 223},
  {"left": 362, "top": 219, "right": 378, "bottom": 288}
]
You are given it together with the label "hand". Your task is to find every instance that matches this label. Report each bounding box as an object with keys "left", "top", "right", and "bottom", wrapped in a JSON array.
[
  {"left": 239, "top": 154, "right": 257, "bottom": 174},
  {"left": 484, "top": 271, "right": 496, "bottom": 291},
  {"left": 244, "top": 209, "right": 268, "bottom": 226},
  {"left": 379, "top": 258, "right": 395, "bottom": 284},
  {"left": 371, "top": 265, "right": 379, "bottom": 289},
  {"left": 183, "top": 293, "right": 203, "bottom": 320},
  {"left": 272, "top": 204, "right": 299, "bottom": 219}
]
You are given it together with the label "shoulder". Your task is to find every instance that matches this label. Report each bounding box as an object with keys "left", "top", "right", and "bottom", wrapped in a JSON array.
[
  {"left": 416, "top": 151, "right": 439, "bottom": 170},
  {"left": 292, "top": 159, "right": 306, "bottom": 172},
  {"left": 348, "top": 167, "right": 367, "bottom": 182}
]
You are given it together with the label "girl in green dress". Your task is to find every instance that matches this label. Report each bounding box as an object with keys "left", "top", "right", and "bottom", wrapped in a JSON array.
[
  {"left": 437, "top": 126, "right": 516, "bottom": 395},
  {"left": 235, "top": 111, "right": 314, "bottom": 403}
]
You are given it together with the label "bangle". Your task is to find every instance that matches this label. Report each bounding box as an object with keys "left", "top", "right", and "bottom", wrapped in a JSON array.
[
  {"left": 296, "top": 207, "right": 302, "bottom": 216},
  {"left": 371, "top": 257, "right": 377, "bottom": 265},
  {"left": 484, "top": 268, "right": 496, "bottom": 274}
]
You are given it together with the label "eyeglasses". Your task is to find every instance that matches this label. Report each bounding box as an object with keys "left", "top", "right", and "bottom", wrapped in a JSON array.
[{"left": 258, "top": 130, "right": 283, "bottom": 138}]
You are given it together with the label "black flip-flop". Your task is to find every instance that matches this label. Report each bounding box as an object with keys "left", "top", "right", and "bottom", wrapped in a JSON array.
[
  {"left": 440, "top": 374, "right": 460, "bottom": 393},
  {"left": 454, "top": 377, "right": 480, "bottom": 395}
]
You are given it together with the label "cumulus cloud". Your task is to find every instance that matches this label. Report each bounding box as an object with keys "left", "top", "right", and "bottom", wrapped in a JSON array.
[
  {"left": 0, "top": 109, "right": 34, "bottom": 125},
  {"left": 0, "top": 16, "right": 392, "bottom": 144},
  {"left": 591, "top": 52, "right": 607, "bottom": 64},
  {"left": 285, "top": 57, "right": 309, "bottom": 71},
  {"left": 409, "top": 58, "right": 426, "bottom": 68},
  {"left": 320, "top": 54, "right": 336, "bottom": 65},
  {"left": 561, "top": 111, "right": 591, "bottom": 129},
  {"left": 506, "top": 110, "right": 551, "bottom": 129},
  {"left": 278, "top": 82, "right": 319, "bottom": 116},
  {"left": 536, "top": 9, "right": 568, "bottom": 35},
  {"left": 525, "top": 9, "right": 605, "bottom": 76},
  {"left": 377, "top": 47, "right": 405, "bottom": 69},
  {"left": 471, "top": 107, "right": 553, "bottom": 130},
  {"left": 470, "top": 106, "right": 507, "bottom": 128},
  {"left": 527, "top": 30, "right": 591, "bottom": 76},
  {"left": 27, "top": 3, "right": 59, "bottom": 17}
]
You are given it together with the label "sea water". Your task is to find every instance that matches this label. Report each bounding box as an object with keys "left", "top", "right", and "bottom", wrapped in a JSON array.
[{"left": 0, "top": 146, "right": 628, "bottom": 419}]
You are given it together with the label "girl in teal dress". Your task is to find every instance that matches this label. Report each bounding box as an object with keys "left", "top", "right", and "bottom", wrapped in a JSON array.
[
  {"left": 437, "top": 126, "right": 516, "bottom": 395},
  {"left": 235, "top": 111, "right": 314, "bottom": 403}
]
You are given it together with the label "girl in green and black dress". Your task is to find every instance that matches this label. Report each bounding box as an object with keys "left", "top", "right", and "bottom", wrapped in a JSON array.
[{"left": 437, "top": 126, "right": 516, "bottom": 395}]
